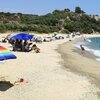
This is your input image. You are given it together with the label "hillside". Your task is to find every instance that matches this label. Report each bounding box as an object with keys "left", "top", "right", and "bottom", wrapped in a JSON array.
[{"left": 0, "top": 7, "right": 100, "bottom": 34}]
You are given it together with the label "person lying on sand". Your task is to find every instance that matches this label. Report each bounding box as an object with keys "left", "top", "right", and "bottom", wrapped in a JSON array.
[{"left": 31, "top": 44, "right": 40, "bottom": 53}]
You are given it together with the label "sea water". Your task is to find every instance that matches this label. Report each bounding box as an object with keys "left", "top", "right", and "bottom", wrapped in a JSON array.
[{"left": 74, "top": 37, "right": 100, "bottom": 61}]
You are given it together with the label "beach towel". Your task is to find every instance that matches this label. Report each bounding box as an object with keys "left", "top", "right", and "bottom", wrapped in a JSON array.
[{"left": 0, "top": 46, "right": 16, "bottom": 61}]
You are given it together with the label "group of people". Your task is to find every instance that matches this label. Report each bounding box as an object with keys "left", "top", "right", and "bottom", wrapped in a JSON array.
[
  {"left": 10, "top": 39, "right": 40, "bottom": 53},
  {"left": 11, "top": 39, "right": 31, "bottom": 52}
]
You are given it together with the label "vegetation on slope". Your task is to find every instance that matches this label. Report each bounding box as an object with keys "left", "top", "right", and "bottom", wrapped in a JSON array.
[{"left": 0, "top": 7, "right": 100, "bottom": 34}]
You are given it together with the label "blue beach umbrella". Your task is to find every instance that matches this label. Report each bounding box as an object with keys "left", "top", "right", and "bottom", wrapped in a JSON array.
[{"left": 10, "top": 33, "right": 33, "bottom": 40}]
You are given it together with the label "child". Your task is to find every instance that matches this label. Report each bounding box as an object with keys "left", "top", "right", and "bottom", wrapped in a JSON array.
[{"left": 80, "top": 45, "right": 85, "bottom": 55}]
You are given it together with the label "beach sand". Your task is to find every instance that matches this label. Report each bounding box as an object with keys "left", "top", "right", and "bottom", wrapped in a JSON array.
[
  {"left": 0, "top": 34, "right": 100, "bottom": 100},
  {"left": 58, "top": 36, "right": 100, "bottom": 98}
]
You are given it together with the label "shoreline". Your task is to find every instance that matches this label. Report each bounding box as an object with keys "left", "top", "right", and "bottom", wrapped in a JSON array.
[
  {"left": 73, "top": 37, "right": 100, "bottom": 61},
  {"left": 0, "top": 34, "right": 100, "bottom": 99},
  {"left": 74, "top": 35, "right": 100, "bottom": 61},
  {"left": 58, "top": 38, "right": 100, "bottom": 96}
]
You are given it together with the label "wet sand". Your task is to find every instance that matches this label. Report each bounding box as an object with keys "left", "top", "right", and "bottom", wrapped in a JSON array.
[{"left": 58, "top": 39, "right": 100, "bottom": 95}]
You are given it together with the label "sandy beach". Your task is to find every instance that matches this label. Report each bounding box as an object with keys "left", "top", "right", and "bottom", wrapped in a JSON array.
[
  {"left": 59, "top": 35, "right": 100, "bottom": 98},
  {"left": 0, "top": 34, "right": 100, "bottom": 100}
]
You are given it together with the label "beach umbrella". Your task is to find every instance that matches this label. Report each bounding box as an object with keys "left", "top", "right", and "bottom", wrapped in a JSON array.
[
  {"left": 10, "top": 33, "right": 33, "bottom": 40},
  {"left": 0, "top": 46, "right": 16, "bottom": 61}
]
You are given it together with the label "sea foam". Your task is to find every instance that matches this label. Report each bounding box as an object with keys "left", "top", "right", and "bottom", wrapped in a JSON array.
[{"left": 74, "top": 37, "right": 100, "bottom": 61}]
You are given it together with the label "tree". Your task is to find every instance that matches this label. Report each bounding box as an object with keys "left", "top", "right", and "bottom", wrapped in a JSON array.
[
  {"left": 0, "top": 24, "right": 6, "bottom": 33},
  {"left": 75, "top": 6, "right": 82, "bottom": 14},
  {"left": 64, "top": 20, "right": 75, "bottom": 32},
  {"left": 64, "top": 9, "right": 70, "bottom": 12}
]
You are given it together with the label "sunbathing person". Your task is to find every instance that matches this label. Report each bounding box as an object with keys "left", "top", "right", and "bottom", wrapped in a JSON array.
[
  {"left": 31, "top": 44, "right": 40, "bottom": 53},
  {"left": 22, "top": 40, "right": 28, "bottom": 51},
  {"left": 18, "top": 40, "right": 23, "bottom": 51},
  {"left": 12, "top": 39, "right": 19, "bottom": 51},
  {"left": 22, "top": 40, "right": 33, "bottom": 52}
]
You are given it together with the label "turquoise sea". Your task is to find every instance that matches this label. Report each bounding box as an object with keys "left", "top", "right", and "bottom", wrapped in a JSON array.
[{"left": 74, "top": 37, "right": 100, "bottom": 61}]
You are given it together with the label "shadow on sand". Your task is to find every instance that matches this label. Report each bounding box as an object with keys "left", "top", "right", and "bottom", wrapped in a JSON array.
[{"left": 0, "top": 81, "right": 14, "bottom": 91}]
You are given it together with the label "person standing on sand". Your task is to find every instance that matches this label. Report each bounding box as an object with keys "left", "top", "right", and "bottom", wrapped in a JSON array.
[{"left": 80, "top": 45, "right": 85, "bottom": 55}]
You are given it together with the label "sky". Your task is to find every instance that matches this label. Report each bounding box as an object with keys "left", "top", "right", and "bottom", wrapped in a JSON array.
[{"left": 0, "top": 0, "right": 100, "bottom": 15}]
